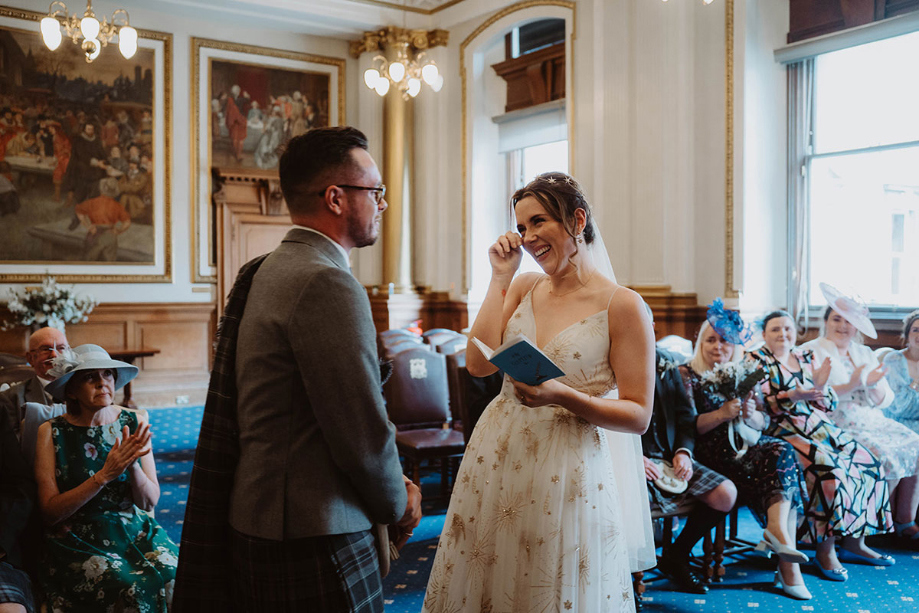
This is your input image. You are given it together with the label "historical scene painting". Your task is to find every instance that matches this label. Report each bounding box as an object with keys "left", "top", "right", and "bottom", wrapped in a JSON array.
[
  {"left": 0, "top": 26, "right": 155, "bottom": 264},
  {"left": 210, "top": 59, "right": 330, "bottom": 170}
]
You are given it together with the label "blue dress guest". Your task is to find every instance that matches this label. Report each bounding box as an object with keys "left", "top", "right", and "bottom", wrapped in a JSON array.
[
  {"left": 33, "top": 345, "right": 178, "bottom": 612},
  {"left": 884, "top": 310, "right": 919, "bottom": 436}
]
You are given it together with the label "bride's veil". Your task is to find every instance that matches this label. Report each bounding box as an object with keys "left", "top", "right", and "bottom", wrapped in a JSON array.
[{"left": 588, "top": 220, "right": 657, "bottom": 573}]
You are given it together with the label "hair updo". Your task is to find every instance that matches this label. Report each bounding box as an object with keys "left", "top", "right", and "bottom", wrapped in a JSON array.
[
  {"left": 902, "top": 309, "right": 919, "bottom": 347},
  {"left": 511, "top": 172, "right": 595, "bottom": 245}
]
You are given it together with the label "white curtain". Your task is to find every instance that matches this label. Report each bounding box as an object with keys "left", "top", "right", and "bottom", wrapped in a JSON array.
[{"left": 787, "top": 59, "right": 815, "bottom": 332}]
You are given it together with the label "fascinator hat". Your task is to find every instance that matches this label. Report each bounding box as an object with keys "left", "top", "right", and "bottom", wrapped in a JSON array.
[
  {"left": 44, "top": 344, "right": 138, "bottom": 402},
  {"left": 819, "top": 282, "right": 877, "bottom": 339},
  {"left": 706, "top": 298, "right": 753, "bottom": 345}
]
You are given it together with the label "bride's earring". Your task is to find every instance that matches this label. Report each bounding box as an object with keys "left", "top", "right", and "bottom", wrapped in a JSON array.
[{"left": 576, "top": 234, "right": 583, "bottom": 244}]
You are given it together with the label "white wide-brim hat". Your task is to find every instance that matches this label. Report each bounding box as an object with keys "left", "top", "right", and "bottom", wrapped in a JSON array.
[
  {"left": 45, "top": 344, "right": 139, "bottom": 402},
  {"left": 819, "top": 282, "right": 877, "bottom": 339}
]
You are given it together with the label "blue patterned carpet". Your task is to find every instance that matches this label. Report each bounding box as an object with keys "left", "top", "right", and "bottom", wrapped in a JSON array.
[{"left": 149, "top": 406, "right": 919, "bottom": 612}]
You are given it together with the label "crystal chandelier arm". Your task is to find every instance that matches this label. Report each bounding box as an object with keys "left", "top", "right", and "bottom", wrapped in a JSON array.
[{"left": 111, "top": 8, "right": 130, "bottom": 27}]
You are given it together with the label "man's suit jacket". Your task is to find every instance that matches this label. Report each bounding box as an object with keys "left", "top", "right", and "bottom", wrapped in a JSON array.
[
  {"left": 229, "top": 228, "right": 407, "bottom": 540},
  {"left": 642, "top": 349, "right": 698, "bottom": 461},
  {"left": 0, "top": 401, "right": 34, "bottom": 570},
  {"left": 0, "top": 376, "right": 51, "bottom": 439}
]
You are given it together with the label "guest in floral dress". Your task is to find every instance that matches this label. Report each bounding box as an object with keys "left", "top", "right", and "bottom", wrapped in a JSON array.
[
  {"left": 681, "top": 305, "right": 809, "bottom": 600},
  {"left": 747, "top": 311, "right": 892, "bottom": 583},
  {"left": 802, "top": 285, "right": 919, "bottom": 546},
  {"left": 884, "top": 310, "right": 919, "bottom": 436},
  {"left": 33, "top": 345, "right": 178, "bottom": 612}
]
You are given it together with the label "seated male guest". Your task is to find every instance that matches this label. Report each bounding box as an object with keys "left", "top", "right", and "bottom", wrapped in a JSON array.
[
  {"left": 0, "top": 327, "right": 69, "bottom": 439},
  {"left": 0, "top": 406, "right": 36, "bottom": 613},
  {"left": 643, "top": 345, "right": 737, "bottom": 594}
]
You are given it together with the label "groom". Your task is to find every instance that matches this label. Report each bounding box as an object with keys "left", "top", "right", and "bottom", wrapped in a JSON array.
[{"left": 174, "top": 127, "right": 421, "bottom": 613}]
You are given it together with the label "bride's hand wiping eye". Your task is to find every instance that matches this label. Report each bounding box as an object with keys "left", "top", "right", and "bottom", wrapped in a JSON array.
[{"left": 488, "top": 231, "right": 523, "bottom": 279}]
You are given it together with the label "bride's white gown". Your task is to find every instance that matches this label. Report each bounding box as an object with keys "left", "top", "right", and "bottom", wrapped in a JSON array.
[{"left": 422, "top": 284, "right": 643, "bottom": 613}]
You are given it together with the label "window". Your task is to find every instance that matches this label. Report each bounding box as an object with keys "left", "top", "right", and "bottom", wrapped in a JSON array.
[
  {"left": 509, "top": 140, "right": 569, "bottom": 275},
  {"left": 802, "top": 30, "right": 919, "bottom": 311}
]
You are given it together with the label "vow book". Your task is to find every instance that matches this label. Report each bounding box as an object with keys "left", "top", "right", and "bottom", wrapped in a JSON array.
[{"left": 470, "top": 335, "right": 564, "bottom": 386}]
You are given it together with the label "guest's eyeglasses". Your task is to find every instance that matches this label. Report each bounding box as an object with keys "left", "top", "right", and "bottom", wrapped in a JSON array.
[
  {"left": 31, "top": 344, "right": 69, "bottom": 356},
  {"left": 319, "top": 184, "right": 386, "bottom": 205}
]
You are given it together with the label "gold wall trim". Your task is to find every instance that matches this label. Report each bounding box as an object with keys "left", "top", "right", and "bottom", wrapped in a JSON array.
[
  {"left": 459, "top": 0, "right": 576, "bottom": 294},
  {"left": 0, "top": 6, "right": 173, "bottom": 284},
  {"left": 724, "top": 0, "right": 739, "bottom": 298},
  {"left": 189, "top": 37, "right": 347, "bottom": 284},
  {"left": 347, "top": 0, "right": 468, "bottom": 15}
]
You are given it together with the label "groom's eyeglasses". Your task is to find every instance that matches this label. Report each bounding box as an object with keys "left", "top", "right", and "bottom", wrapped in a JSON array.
[{"left": 318, "top": 184, "right": 387, "bottom": 205}]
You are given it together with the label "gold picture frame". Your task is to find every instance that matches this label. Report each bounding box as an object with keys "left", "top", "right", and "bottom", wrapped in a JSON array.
[
  {"left": 0, "top": 5, "right": 172, "bottom": 283},
  {"left": 190, "top": 37, "right": 345, "bottom": 283}
]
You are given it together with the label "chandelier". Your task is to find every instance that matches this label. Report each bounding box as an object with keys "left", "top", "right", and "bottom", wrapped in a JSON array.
[
  {"left": 40, "top": 0, "right": 137, "bottom": 63},
  {"left": 351, "top": 27, "right": 448, "bottom": 100}
]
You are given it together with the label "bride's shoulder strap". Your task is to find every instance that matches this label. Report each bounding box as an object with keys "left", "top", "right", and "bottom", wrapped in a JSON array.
[{"left": 606, "top": 284, "right": 622, "bottom": 310}]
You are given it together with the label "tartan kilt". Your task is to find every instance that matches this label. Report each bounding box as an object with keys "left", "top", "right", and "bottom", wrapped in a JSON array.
[
  {"left": 0, "top": 561, "right": 35, "bottom": 613},
  {"left": 230, "top": 527, "right": 383, "bottom": 613},
  {"left": 647, "top": 459, "right": 728, "bottom": 515}
]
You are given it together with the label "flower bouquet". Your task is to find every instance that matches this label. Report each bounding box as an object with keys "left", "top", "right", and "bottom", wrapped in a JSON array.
[
  {"left": 2, "top": 275, "right": 96, "bottom": 332},
  {"left": 700, "top": 360, "right": 767, "bottom": 457}
]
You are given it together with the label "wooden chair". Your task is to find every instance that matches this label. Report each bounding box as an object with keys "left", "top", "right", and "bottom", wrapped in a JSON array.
[
  {"left": 432, "top": 334, "right": 467, "bottom": 356},
  {"left": 383, "top": 347, "right": 465, "bottom": 494},
  {"left": 0, "top": 364, "right": 35, "bottom": 388},
  {"left": 634, "top": 502, "right": 727, "bottom": 603}
]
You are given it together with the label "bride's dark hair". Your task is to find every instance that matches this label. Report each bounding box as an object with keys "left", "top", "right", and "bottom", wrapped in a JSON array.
[{"left": 511, "top": 172, "right": 595, "bottom": 245}]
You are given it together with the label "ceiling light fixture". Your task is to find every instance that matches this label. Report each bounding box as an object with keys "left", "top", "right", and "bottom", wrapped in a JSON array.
[
  {"left": 40, "top": 0, "right": 138, "bottom": 63},
  {"left": 351, "top": 27, "right": 448, "bottom": 100}
]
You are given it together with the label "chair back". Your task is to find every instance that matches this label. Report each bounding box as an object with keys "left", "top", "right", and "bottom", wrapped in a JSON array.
[
  {"left": 874, "top": 346, "right": 895, "bottom": 364},
  {"left": 384, "top": 339, "right": 430, "bottom": 359},
  {"left": 384, "top": 347, "right": 450, "bottom": 429},
  {"left": 433, "top": 334, "right": 467, "bottom": 355},
  {"left": 0, "top": 364, "right": 36, "bottom": 388},
  {"left": 0, "top": 352, "right": 27, "bottom": 368},
  {"left": 421, "top": 328, "right": 455, "bottom": 339},
  {"left": 380, "top": 329, "right": 422, "bottom": 344}
]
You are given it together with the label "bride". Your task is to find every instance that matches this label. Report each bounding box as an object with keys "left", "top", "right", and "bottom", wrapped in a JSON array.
[{"left": 422, "top": 172, "right": 656, "bottom": 612}]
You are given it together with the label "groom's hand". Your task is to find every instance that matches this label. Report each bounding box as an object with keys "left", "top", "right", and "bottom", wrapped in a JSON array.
[{"left": 394, "top": 477, "right": 422, "bottom": 549}]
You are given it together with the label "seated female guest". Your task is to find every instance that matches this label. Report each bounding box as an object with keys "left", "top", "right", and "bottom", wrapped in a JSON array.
[
  {"left": 34, "top": 345, "right": 178, "bottom": 612},
  {"left": 883, "top": 310, "right": 919, "bottom": 435},
  {"left": 747, "top": 311, "right": 892, "bottom": 582},
  {"left": 802, "top": 285, "right": 919, "bottom": 546},
  {"left": 680, "top": 304, "right": 808, "bottom": 600}
]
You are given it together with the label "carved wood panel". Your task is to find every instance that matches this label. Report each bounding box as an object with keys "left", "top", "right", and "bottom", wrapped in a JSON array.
[
  {"left": 789, "top": 0, "right": 919, "bottom": 43},
  {"left": 213, "top": 167, "right": 292, "bottom": 319}
]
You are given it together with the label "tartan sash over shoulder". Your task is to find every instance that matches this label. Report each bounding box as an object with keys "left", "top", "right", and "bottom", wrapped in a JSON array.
[{"left": 172, "top": 255, "right": 268, "bottom": 612}]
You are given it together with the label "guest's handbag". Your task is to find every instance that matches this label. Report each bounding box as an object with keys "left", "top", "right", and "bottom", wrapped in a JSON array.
[
  {"left": 374, "top": 524, "right": 400, "bottom": 578},
  {"left": 651, "top": 460, "right": 689, "bottom": 495},
  {"left": 701, "top": 363, "right": 768, "bottom": 459}
]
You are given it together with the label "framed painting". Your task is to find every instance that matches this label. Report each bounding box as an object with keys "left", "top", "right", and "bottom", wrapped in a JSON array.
[
  {"left": 0, "top": 6, "right": 171, "bottom": 283},
  {"left": 191, "top": 38, "right": 345, "bottom": 283}
]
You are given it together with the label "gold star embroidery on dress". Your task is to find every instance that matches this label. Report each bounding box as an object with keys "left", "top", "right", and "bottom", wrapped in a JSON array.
[
  {"left": 564, "top": 601, "right": 573, "bottom": 610},
  {"left": 476, "top": 455, "right": 484, "bottom": 464},
  {"left": 551, "top": 475, "right": 560, "bottom": 483},
  {"left": 491, "top": 462, "right": 498, "bottom": 470},
  {"left": 573, "top": 351, "right": 582, "bottom": 360},
  {"left": 598, "top": 483, "right": 604, "bottom": 490}
]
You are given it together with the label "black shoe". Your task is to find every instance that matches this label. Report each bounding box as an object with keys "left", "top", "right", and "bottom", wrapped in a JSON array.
[
  {"left": 68, "top": 214, "right": 80, "bottom": 231},
  {"left": 657, "top": 555, "right": 709, "bottom": 594}
]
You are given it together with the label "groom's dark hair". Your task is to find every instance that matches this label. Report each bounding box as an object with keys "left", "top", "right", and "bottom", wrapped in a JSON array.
[{"left": 279, "top": 126, "right": 369, "bottom": 215}]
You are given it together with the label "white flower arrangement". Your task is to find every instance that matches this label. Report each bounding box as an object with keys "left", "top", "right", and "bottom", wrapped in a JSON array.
[{"left": 2, "top": 274, "right": 96, "bottom": 331}]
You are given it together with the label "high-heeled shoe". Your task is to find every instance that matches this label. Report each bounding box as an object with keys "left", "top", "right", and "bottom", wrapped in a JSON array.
[
  {"left": 774, "top": 570, "right": 812, "bottom": 600},
  {"left": 837, "top": 548, "right": 895, "bottom": 566},
  {"left": 813, "top": 557, "right": 848, "bottom": 582},
  {"left": 755, "top": 529, "right": 809, "bottom": 564}
]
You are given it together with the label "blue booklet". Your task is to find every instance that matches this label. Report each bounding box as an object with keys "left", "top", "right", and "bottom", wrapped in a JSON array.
[{"left": 471, "top": 335, "right": 565, "bottom": 386}]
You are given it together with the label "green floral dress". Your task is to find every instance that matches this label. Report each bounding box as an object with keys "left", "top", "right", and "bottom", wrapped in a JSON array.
[{"left": 42, "top": 409, "right": 178, "bottom": 613}]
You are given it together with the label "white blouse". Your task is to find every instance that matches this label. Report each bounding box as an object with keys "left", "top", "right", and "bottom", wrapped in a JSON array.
[{"left": 800, "top": 336, "right": 893, "bottom": 410}]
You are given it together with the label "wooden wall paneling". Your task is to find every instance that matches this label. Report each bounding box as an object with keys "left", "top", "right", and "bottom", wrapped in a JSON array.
[
  {"left": 491, "top": 41, "right": 565, "bottom": 113},
  {"left": 213, "top": 167, "right": 292, "bottom": 319},
  {"left": 0, "top": 303, "right": 217, "bottom": 407}
]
